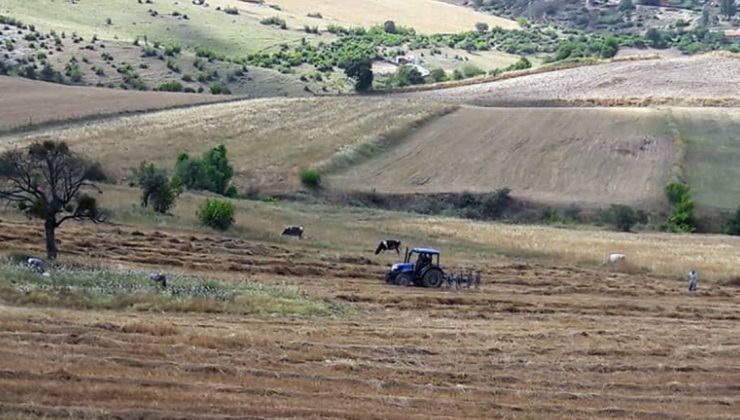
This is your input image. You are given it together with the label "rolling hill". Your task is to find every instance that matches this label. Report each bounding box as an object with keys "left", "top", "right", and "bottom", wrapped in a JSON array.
[
  {"left": 401, "top": 53, "right": 740, "bottom": 107},
  {"left": 0, "top": 75, "right": 224, "bottom": 132}
]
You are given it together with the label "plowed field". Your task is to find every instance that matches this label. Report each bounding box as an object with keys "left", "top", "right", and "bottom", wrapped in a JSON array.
[{"left": 0, "top": 218, "right": 738, "bottom": 419}]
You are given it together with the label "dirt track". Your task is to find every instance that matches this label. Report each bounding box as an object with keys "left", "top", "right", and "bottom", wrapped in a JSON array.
[
  {"left": 402, "top": 54, "right": 740, "bottom": 106},
  {"left": 0, "top": 219, "right": 738, "bottom": 418}
]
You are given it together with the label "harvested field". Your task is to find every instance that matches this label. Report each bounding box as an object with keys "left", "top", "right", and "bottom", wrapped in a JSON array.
[
  {"left": 329, "top": 106, "right": 740, "bottom": 211},
  {"left": 401, "top": 54, "right": 740, "bottom": 106},
  {"left": 0, "top": 97, "right": 455, "bottom": 192},
  {"left": 0, "top": 207, "right": 738, "bottom": 418},
  {"left": 330, "top": 106, "right": 677, "bottom": 207},
  {"left": 228, "top": 0, "right": 518, "bottom": 33},
  {"left": 0, "top": 76, "right": 223, "bottom": 132}
]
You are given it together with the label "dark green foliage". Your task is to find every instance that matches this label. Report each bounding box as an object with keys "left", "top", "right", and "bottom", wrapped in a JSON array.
[
  {"left": 563, "top": 203, "right": 582, "bottom": 221},
  {"left": 260, "top": 16, "right": 287, "bottom": 29},
  {"left": 603, "top": 204, "right": 644, "bottom": 232},
  {"left": 83, "top": 161, "right": 109, "bottom": 182},
  {"left": 663, "top": 182, "right": 697, "bottom": 233},
  {"left": 428, "top": 68, "right": 447, "bottom": 82},
  {"left": 223, "top": 6, "right": 239, "bottom": 15},
  {"left": 392, "top": 65, "right": 425, "bottom": 87},
  {"left": 300, "top": 169, "right": 321, "bottom": 187},
  {"left": 132, "top": 162, "right": 180, "bottom": 213},
  {"left": 158, "top": 80, "right": 184, "bottom": 92},
  {"left": 210, "top": 81, "right": 230, "bottom": 94},
  {"left": 720, "top": 0, "right": 737, "bottom": 18},
  {"left": 475, "top": 22, "right": 489, "bottom": 33},
  {"left": 39, "top": 63, "right": 63, "bottom": 82},
  {"left": 164, "top": 43, "right": 181, "bottom": 56},
  {"left": 383, "top": 20, "right": 397, "bottom": 34},
  {"left": 724, "top": 207, "right": 740, "bottom": 235},
  {"left": 480, "top": 188, "right": 513, "bottom": 219},
  {"left": 461, "top": 64, "right": 486, "bottom": 78},
  {"left": 173, "top": 145, "right": 234, "bottom": 195},
  {"left": 665, "top": 182, "right": 690, "bottom": 206},
  {"left": 645, "top": 28, "right": 665, "bottom": 48},
  {"left": 344, "top": 59, "right": 373, "bottom": 91},
  {"left": 600, "top": 37, "right": 619, "bottom": 58},
  {"left": 197, "top": 199, "right": 235, "bottom": 230}
]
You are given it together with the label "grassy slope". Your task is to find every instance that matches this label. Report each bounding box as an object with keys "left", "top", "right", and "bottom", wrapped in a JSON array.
[
  {"left": 1, "top": 97, "right": 455, "bottom": 192},
  {"left": 224, "top": 0, "right": 519, "bottom": 33},
  {"left": 329, "top": 106, "right": 740, "bottom": 211},
  {"left": 668, "top": 108, "right": 740, "bottom": 211},
  {"left": 1, "top": 0, "right": 320, "bottom": 54}
]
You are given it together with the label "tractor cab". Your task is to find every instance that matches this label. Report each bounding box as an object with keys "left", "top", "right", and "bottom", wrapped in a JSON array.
[{"left": 385, "top": 247, "right": 446, "bottom": 288}]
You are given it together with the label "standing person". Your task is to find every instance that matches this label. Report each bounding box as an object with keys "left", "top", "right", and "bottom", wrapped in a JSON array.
[{"left": 687, "top": 269, "right": 698, "bottom": 292}]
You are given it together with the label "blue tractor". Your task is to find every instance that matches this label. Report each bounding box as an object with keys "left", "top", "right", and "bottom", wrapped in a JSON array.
[{"left": 385, "top": 247, "right": 446, "bottom": 288}]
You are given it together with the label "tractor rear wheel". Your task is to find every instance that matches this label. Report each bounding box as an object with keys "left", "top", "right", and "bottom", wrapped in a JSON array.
[
  {"left": 396, "top": 273, "right": 413, "bottom": 287},
  {"left": 422, "top": 268, "right": 445, "bottom": 288}
]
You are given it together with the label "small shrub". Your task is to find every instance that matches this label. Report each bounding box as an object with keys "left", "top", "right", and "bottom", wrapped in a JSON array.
[
  {"left": 603, "top": 204, "right": 643, "bottom": 232},
  {"left": 198, "top": 199, "right": 235, "bottom": 230},
  {"left": 209, "top": 81, "right": 230, "bottom": 94},
  {"left": 725, "top": 206, "right": 740, "bottom": 236},
  {"left": 158, "top": 80, "right": 184, "bottom": 92},
  {"left": 300, "top": 169, "right": 321, "bottom": 187},
  {"left": 224, "top": 6, "right": 239, "bottom": 15}
]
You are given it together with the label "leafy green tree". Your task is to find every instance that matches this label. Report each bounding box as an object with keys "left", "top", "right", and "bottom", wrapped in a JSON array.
[
  {"left": 132, "top": 162, "right": 181, "bottom": 214},
  {"left": 0, "top": 141, "right": 105, "bottom": 259},
  {"left": 475, "top": 22, "right": 489, "bottom": 33},
  {"left": 663, "top": 182, "right": 697, "bottom": 232},
  {"left": 600, "top": 37, "right": 619, "bottom": 58},
  {"left": 344, "top": 59, "right": 374, "bottom": 91},
  {"left": 174, "top": 145, "right": 234, "bottom": 196}
]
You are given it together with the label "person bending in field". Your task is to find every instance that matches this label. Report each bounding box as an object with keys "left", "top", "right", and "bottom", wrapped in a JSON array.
[{"left": 687, "top": 269, "right": 698, "bottom": 293}]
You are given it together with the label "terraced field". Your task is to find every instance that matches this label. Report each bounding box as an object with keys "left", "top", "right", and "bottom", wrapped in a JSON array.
[{"left": 0, "top": 215, "right": 738, "bottom": 418}]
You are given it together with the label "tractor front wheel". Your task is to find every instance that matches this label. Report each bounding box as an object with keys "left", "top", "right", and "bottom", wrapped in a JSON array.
[
  {"left": 396, "top": 273, "right": 413, "bottom": 287},
  {"left": 422, "top": 268, "right": 445, "bottom": 288}
]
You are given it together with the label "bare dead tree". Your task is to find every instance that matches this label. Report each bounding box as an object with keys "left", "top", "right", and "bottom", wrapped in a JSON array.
[{"left": 0, "top": 141, "right": 105, "bottom": 260}]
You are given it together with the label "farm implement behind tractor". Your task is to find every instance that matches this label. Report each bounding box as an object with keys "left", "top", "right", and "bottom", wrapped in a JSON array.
[{"left": 385, "top": 247, "right": 446, "bottom": 288}]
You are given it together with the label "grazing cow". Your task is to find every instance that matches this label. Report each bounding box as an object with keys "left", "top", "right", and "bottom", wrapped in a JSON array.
[
  {"left": 606, "top": 253, "right": 626, "bottom": 264},
  {"left": 375, "top": 240, "right": 401, "bottom": 255},
  {"left": 148, "top": 272, "right": 167, "bottom": 288},
  {"left": 27, "top": 258, "right": 46, "bottom": 274},
  {"left": 282, "top": 226, "right": 304, "bottom": 239}
]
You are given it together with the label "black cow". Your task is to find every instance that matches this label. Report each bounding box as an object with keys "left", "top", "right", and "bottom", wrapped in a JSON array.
[
  {"left": 282, "top": 225, "right": 304, "bottom": 239},
  {"left": 375, "top": 239, "right": 401, "bottom": 255}
]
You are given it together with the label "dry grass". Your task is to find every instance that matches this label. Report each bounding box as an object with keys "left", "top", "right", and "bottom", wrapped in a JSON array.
[
  {"left": 213, "top": 0, "right": 518, "bottom": 33},
  {"left": 0, "top": 185, "right": 738, "bottom": 417},
  {"left": 329, "top": 106, "right": 679, "bottom": 208},
  {"left": 1, "top": 97, "right": 454, "bottom": 192},
  {"left": 400, "top": 53, "right": 740, "bottom": 106},
  {"left": 122, "top": 321, "right": 180, "bottom": 336},
  {"left": 0, "top": 76, "right": 224, "bottom": 132},
  {"left": 396, "top": 217, "right": 740, "bottom": 281}
]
